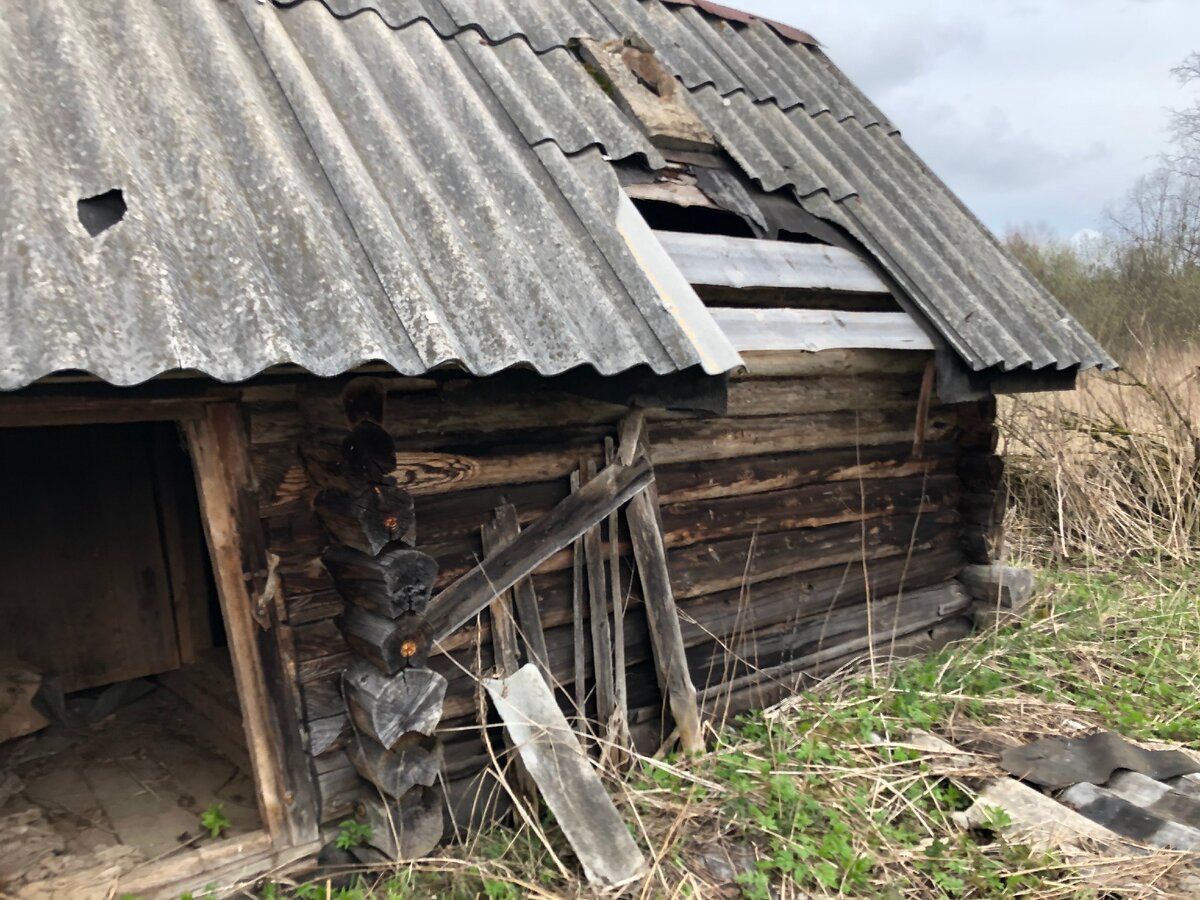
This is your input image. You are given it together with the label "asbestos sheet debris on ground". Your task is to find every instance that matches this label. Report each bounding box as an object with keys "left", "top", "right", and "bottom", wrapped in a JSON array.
[{"left": 947, "top": 729, "right": 1200, "bottom": 857}]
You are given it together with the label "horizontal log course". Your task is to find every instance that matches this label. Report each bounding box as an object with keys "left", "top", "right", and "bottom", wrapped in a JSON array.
[
  {"left": 674, "top": 545, "right": 966, "bottom": 650},
  {"left": 322, "top": 546, "right": 438, "bottom": 617},
  {"left": 315, "top": 760, "right": 363, "bottom": 823},
  {"left": 338, "top": 608, "right": 432, "bottom": 674},
  {"left": 291, "top": 619, "right": 348, "bottom": 663},
  {"left": 654, "top": 442, "right": 955, "bottom": 505},
  {"left": 314, "top": 484, "right": 415, "bottom": 557},
  {"left": 695, "top": 616, "right": 973, "bottom": 720},
  {"left": 348, "top": 733, "right": 443, "bottom": 799},
  {"left": 430, "top": 538, "right": 963, "bottom": 721},
  {"left": 667, "top": 511, "right": 959, "bottom": 599},
  {"left": 659, "top": 474, "right": 961, "bottom": 548},
  {"left": 297, "top": 651, "right": 353, "bottom": 685},
  {"left": 684, "top": 582, "right": 972, "bottom": 681},
  {"left": 646, "top": 408, "right": 957, "bottom": 466},
  {"left": 418, "top": 469, "right": 962, "bottom": 593},
  {"left": 258, "top": 396, "right": 949, "bottom": 508},
  {"left": 287, "top": 589, "right": 344, "bottom": 626},
  {"left": 344, "top": 661, "right": 447, "bottom": 748},
  {"left": 961, "top": 489, "right": 1008, "bottom": 528}
]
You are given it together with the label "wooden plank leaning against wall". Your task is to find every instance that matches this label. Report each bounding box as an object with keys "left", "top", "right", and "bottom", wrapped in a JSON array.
[{"left": 244, "top": 347, "right": 994, "bottom": 822}]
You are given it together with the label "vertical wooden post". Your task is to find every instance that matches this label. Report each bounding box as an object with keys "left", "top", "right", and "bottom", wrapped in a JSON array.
[
  {"left": 183, "top": 404, "right": 320, "bottom": 848},
  {"left": 621, "top": 414, "right": 704, "bottom": 754}
]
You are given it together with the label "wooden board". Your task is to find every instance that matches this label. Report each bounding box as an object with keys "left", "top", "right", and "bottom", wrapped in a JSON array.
[
  {"left": 709, "top": 307, "right": 935, "bottom": 353},
  {"left": 485, "top": 665, "right": 647, "bottom": 886},
  {"left": 652, "top": 230, "right": 890, "bottom": 294},
  {"left": 0, "top": 423, "right": 183, "bottom": 691}
]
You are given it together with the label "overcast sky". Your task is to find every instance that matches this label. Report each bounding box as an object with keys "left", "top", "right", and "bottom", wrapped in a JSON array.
[{"left": 732, "top": 0, "right": 1200, "bottom": 239}]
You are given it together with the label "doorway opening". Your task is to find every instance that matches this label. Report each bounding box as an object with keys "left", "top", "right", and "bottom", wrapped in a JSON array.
[{"left": 0, "top": 422, "right": 262, "bottom": 891}]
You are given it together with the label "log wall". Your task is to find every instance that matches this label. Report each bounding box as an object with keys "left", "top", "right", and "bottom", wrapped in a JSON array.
[{"left": 243, "top": 349, "right": 993, "bottom": 825}]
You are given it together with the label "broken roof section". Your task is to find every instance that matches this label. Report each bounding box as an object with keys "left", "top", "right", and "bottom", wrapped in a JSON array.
[
  {"left": 0, "top": 0, "right": 1114, "bottom": 390},
  {"left": 0, "top": 0, "right": 738, "bottom": 389},
  {"left": 297, "top": 0, "right": 1113, "bottom": 374}
]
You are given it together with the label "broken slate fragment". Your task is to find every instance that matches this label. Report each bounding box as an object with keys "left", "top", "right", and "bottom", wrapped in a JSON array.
[
  {"left": 484, "top": 664, "right": 646, "bottom": 887},
  {"left": 1000, "top": 731, "right": 1200, "bottom": 790}
]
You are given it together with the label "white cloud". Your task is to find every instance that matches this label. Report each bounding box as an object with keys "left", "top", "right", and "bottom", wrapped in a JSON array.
[{"left": 727, "top": 0, "right": 1200, "bottom": 236}]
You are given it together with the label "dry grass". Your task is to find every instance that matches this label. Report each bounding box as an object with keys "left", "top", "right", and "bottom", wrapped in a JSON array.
[{"left": 1001, "top": 345, "right": 1200, "bottom": 564}]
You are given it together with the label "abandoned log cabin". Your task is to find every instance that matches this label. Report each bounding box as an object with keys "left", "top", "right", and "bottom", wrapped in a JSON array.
[{"left": 0, "top": 0, "right": 1115, "bottom": 894}]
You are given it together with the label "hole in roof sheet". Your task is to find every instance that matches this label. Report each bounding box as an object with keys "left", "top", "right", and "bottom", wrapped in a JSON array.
[{"left": 77, "top": 189, "right": 126, "bottom": 237}]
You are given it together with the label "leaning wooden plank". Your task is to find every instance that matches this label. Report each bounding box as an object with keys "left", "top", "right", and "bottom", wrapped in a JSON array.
[
  {"left": 570, "top": 471, "right": 588, "bottom": 722},
  {"left": 605, "top": 437, "right": 632, "bottom": 760},
  {"left": 484, "top": 664, "right": 647, "bottom": 886},
  {"left": 584, "top": 461, "right": 617, "bottom": 729},
  {"left": 625, "top": 433, "right": 704, "bottom": 754},
  {"left": 426, "top": 456, "right": 653, "bottom": 642},
  {"left": 481, "top": 518, "right": 522, "bottom": 678},
  {"left": 708, "top": 307, "right": 935, "bottom": 353},
  {"left": 653, "top": 230, "right": 891, "bottom": 295},
  {"left": 481, "top": 514, "right": 539, "bottom": 805},
  {"left": 493, "top": 504, "right": 552, "bottom": 682}
]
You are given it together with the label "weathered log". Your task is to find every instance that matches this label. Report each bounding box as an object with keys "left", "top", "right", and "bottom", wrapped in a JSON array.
[
  {"left": 338, "top": 608, "right": 431, "bottom": 674},
  {"left": 647, "top": 408, "right": 957, "bottom": 466},
  {"left": 958, "top": 452, "right": 1005, "bottom": 494},
  {"left": 958, "top": 564, "right": 1035, "bottom": 609},
  {"left": 659, "top": 474, "right": 960, "bottom": 548},
  {"left": 654, "top": 442, "right": 953, "bottom": 505},
  {"left": 356, "top": 787, "right": 444, "bottom": 860},
  {"left": 684, "top": 582, "right": 973, "bottom": 680},
  {"left": 668, "top": 511, "right": 956, "bottom": 599},
  {"left": 344, "top": 661, "right": 446, "bottom": 748},
  {"left": 347, "top": 733, "right": 443, "bottom": 799},
  {"left": 341, "top": 378, "right": 387, "bottom": 428},
  {"left": 964, "top": 522, "right": 1005, "bottom": 564},
  {"left": 314, "top": 485, "right": 415, "bottom": 556},
  {"left": 321, "top": 545, "right": 437, "bottom": 617},
  {"left": 308, "top": 712, "right": 353, "bottom": 756},
  {"left": 425, "top": 455, "right": 653, "bottom": 642}
]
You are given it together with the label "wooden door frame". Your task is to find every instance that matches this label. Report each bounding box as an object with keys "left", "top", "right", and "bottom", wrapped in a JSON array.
[{"left": 0, "top": 394, "right": 320, "bottom": 887}]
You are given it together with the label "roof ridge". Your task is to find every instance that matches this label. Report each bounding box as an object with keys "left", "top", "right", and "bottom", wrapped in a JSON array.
[{"left": 658, "top": 0, "right": 818, "bottom": 46}]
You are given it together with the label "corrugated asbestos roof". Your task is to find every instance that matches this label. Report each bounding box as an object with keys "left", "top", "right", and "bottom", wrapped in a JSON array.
[
  {"left": 290, "top": 0, "right": 1112, "bottom": 373},
  {"left": 0, "top": 0, "right": 737, "bottom": 389},
  {"left": 0, "top": 0, "right": 1113, "bottom": 390}
]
